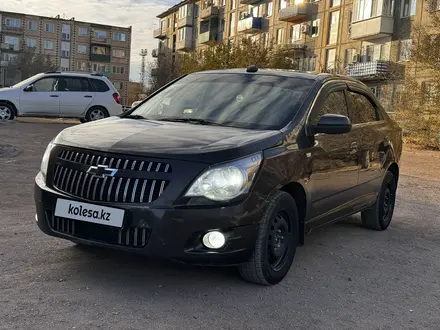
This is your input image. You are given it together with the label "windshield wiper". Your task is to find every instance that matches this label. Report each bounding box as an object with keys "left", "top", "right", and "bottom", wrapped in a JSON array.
[
  {"left": 157, "top": 118, "right": 223, "bottom": 126},
  {"left": 123, "top": 114, "right": 148, "bottom": 120}
]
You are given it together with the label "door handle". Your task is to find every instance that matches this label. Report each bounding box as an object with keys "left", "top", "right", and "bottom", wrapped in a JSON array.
[
  {"left": 50, "top": 95, "right": 59, "bottom": 98},
  {"left": 84, "top": 95, "right": 93, "bottom": 98}
]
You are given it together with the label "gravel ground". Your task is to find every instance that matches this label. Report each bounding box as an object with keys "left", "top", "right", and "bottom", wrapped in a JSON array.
[{"left": 1, "top": 119, "right": 439, "bottom": 330}]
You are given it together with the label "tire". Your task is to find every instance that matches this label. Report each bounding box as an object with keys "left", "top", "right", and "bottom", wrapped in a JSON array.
[
  {"left": 361, "top": 171, "right": 397, "bottom": 231},
  {"left": 238, "top": 191, "right": 299, "bottom": 286},
  {"left": 85, "top": 107, "right": 109, "bottom": 122},
  {"left": 0, "top": 102, "right": 15, "bottom": 121}
]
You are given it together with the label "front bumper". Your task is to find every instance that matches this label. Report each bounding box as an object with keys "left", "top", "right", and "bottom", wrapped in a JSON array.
[{"left": 34, "top": 173, "right": 264, "bottom": 266}]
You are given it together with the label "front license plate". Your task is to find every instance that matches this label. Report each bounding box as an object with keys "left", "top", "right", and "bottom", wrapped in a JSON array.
[{"left": 54, "top": 199, "right": 124, "bottom": 228}]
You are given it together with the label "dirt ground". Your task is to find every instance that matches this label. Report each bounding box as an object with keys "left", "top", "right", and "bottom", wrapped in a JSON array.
[{"left": 1, "top": 119, "right": 439, "bottom": 330}]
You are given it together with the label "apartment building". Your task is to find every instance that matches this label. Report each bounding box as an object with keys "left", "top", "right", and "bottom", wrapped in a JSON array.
[
  {"left": 0, "top": 11, "right": 132, "bottom": 105},
  {"left": 153, "top": 0, "right": 439, "bottom": 112}
]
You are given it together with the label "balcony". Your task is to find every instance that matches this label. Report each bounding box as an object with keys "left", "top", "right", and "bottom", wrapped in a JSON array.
[
  {"left": 1, "top": 43, "right": 20, "bottom": 52},
  {"left": 90, "top": 54, "right": 111, "bottom": 62},
  {"left": 350, "top": 16, "right": 394, "bottom": 40},
  {"left": 153, "top": 28, "right": 168, "bottom": 39},
  {"left": 279, "top": 3, "right": 317, "bottom": 23},
  {"left": 199, "top": 31, "right": 216, "bottom": 44},
  {"left": 91, "top": 37, "right": 112, "bottom": 45},
  {"left": 176, "top": 38, "right": 193, "bottom": 51},
  {"left": 348, "top": 61, "right": 390, "bottom": 79},
  {"left": 178, "top": 16, "right": 193, "bottom": 28},
  {"left": 237, "top": 17, "right": 263, "bottom": 33},
  {"left": 200, "top": 6, "right": 219, "bottom": 20},
  {"left": 2, "top": 25, "right": 24, "bottom": 34}
]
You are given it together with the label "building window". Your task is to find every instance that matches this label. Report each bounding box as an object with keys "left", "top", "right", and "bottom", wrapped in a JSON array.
[
  {"left": 267, "top": 1, "right": 273, "bottom": 16},
  {"left": 45, "top": 23, "right": 55, "bottom": 33},
  {"left": 1, "top": 53, "right": 18, "bottom": 62},
  {"left": 26, "top": 38, "right": 37, "bottom": 48},
  {"left": 229, "top": 12, "right": 236, "bottom": 37},
  {"left": 94, "top": 30, "right": 107, "bottom": 39},
  {"left": 62, "top": 24, "right": 71, "bottom": 40},
  {"left": 61, "top": 42, "right": 70, "bottom": 58},
  {"left": 328, "top": 10, "right": 340, "bottom": 45},
  {"left": 178, "top": 27, "right": 186, "bottom": 41},
  {"left": 60, "top": 58, "right": 70, "bottom": 72},
  {"left": 311, "top": 19, "right": 320, "bottom": 37},
  {"left": 291, "top": 25, "right": 301, "bottom": 42},
  {"left": 331, "top": 0, "right": 341, "bottom": 6},
  {"left": 399, "top": 39, "right": 412, "bottom": 61},
  {"left": 276, "top": 28, "right": 284, "bottom": 44},
  {"left": 44, "top": 40, "right": 54, "bottom": 50},
  {"left": 344, "top": 48, "right": 356, "bottom": 67},
  {"left": 421, "top": 81, "right": 439, "bottom": 105},
  {"left": 77, "top": 61, "right": 88, "bottom": 71},
  {"left": 5, "top": 36, "right": 20, "bottom": 50},
  {"left": 77, "top": 45, "right": 88, "bottom": 54},
  {"left": 78, "top": 27, "right": 88, "bottom": 37},
  {"left": 112, "top": 66, "right": 125, "bottom": 74},
  {"left": 113, "top": 32, "right": 126, "bottom": 41},
  {"left": 112, "top": 49, "right": 126, "bottom": 58},
  {"left": 326, "top": 48, "right": 337, "bottom": 71},
  {"left": 353, "top": 0, "right": 395, "bottom": 21},
  {"left": 280, "top": 0, "right": 287, "bottom": 9},
  {"left": 179, "top": 5, "right": 188, "bottom": 18},
  {"left": 92, "top": 46, "right": 109, "bottom": 55},
  {"left": 401, "top": 0, "right": 416, "bottom": 17},
  {"left": 5, "top": 18, "right": 21, "bottom": 28},
  {"left": 92, "top": 63, "right": 110, "bottom": 73},
  {"left": 113, "top": 81, "right": 123, "bottom": 90},
  {"left": 27, "top": 20, "right": 38, "bottom": 31}
]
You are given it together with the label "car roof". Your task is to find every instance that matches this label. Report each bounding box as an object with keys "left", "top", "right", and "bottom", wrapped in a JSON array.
[
  {"left": 42, "top": 71, "right": 108, "bottom": 79},
  {"left": 192, "top": 67, "right": 366, "bottom": 86}
]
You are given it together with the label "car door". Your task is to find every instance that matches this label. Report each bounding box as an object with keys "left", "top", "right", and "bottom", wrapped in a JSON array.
[
  {"left": 58, "top": 77, "right": 95, "bottom": 117},
  {"left": 20, "top": 76, "right": 60, "bottom": 116},
  {"left": 304, "top": 84, "right": 362, "bottom": 227},
  {"left": 346, "top": 85, "right": 390, "bottom": 201}
]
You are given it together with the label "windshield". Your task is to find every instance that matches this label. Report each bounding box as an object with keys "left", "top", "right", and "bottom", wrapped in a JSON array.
[
  {"left": 12, "top": 74, "right": 44, "bottom": 88},
  {"left": 130, "top": 73, "right": 315, "bottom": 130}
]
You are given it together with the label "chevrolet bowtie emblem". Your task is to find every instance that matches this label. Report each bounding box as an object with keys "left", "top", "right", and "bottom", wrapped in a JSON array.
[{"left": 87, "top": 165, "right": 118, "bottom": 178}]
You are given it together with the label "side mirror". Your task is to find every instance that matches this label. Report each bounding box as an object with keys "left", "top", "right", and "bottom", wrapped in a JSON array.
[
  {"left": 24, "top": 85, "right": 33, "bottom": 92},
  {"left": 313, "top": 114, "right": 352, "bottom": 135}
]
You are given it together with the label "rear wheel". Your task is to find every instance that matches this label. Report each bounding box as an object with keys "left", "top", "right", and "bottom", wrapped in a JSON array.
[
  {"left": 0, "top": 103, "right": 15, "bottom": 121},
  {"left": 361, "top": 171, "right": 397, "bottom": 231},
  {"left": 238, "top": 191, "right": 299, "bottom": 285},
  {"left": 85, "top": 107, "right": 109, "bottom": 122}
]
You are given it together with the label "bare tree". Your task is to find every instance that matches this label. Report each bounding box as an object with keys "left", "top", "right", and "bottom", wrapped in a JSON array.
[{"left": 6, "top": 48, "right": 58, "bottom": 81}]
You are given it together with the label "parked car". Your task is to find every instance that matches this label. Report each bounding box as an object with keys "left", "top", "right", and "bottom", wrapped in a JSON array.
[
  {"left": 34, "top": 67, "right": 402, "bottom": 285},
  {"left": 0, "top": 72, "right": 122, "bottom": 122}
]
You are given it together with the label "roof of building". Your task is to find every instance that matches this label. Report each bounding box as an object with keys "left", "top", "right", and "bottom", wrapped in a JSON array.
[{"left": 157, "top": 0, "right": 189, "bottom": 18}]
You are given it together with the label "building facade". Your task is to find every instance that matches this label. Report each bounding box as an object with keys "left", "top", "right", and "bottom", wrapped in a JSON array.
[
  {"left": 153, "top": 0, "right": 439, "bottom": 112},
  {"left": 0, "top": 11, "right": 132, "bottom": 105}
]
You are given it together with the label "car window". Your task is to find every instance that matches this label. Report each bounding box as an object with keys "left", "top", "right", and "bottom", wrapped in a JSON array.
[
  {"left": 310, "top": 90, "right": 348, "bottom": 125},
  {"left": 58, "top": 77, "right": 91, "bottom": 92},
  {"left": 90, "top": 79, "right": 110, "bottom": 92},
  {"left": 130, "top": 73, "right": 315, "bottom": 130},
  {"left": 31, "top": 77, "right": 58, "bottom": 92},
  {"left": 348, "top": 92, "right": 379, "bottom": 124}
]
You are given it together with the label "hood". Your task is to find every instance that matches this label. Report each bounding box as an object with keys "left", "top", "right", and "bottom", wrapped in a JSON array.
[{"left": 54, "top": 117, "right": 284, "bottom": 164}]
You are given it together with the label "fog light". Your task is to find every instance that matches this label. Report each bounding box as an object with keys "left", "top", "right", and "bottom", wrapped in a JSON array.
[{"left": 202, "top": 231, "right": 226, "bottom": 249}]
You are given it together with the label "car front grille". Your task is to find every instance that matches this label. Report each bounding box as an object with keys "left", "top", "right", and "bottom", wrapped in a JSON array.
[
  {"left": 47, "top": 211, "right": 150, "bottom": 248},
  {"left": 52, "top": 148, "right": 171, "bottom": 204}
]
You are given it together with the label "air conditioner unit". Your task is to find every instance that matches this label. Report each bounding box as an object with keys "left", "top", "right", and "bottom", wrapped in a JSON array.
[{"left": 301, "top": 24, "right": 310, "bottom": 34}]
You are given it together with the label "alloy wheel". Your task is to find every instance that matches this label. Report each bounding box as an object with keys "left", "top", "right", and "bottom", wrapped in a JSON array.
[
  {"left": 89, "top": 109, "right": 105, "bottom": 121},
  {"left": 0, "top": 105, "right": 12, "bottom": 121}
]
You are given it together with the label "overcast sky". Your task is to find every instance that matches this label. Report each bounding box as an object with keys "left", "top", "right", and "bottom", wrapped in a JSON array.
[{"left": 1, "top": 0, "right": 178, "bottom": 81}]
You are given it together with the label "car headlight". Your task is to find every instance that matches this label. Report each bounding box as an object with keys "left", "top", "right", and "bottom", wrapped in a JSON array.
[
  {"left": 185, "top": 153, "right": 262, "bottom": 201},
  {"left": 41, "top": 141, "right": 56, "bottom": 178}
]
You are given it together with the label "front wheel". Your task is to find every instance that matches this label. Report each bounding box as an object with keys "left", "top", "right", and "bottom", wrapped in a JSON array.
[
  {"left": 361, "top": 171, "right": 397, "bottom": 231},
  {"left": 0, "top": 103, "right": 15, "bottom": 121},
  {"left": 85, "top": 107, "right": 109, "bottom": 122},
  {"left": 238, "top": 191, "right": 299, "bottom": 285}
]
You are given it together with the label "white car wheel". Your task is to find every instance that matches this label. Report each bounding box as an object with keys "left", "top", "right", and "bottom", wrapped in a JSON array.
[{"left": 0, "top": 104, "right": 14, "bottom": 121}]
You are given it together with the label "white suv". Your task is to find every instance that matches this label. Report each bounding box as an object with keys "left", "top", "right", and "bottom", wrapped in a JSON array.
[{"left": 0, "top": 72, "right": 123, "bottom": 122}]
